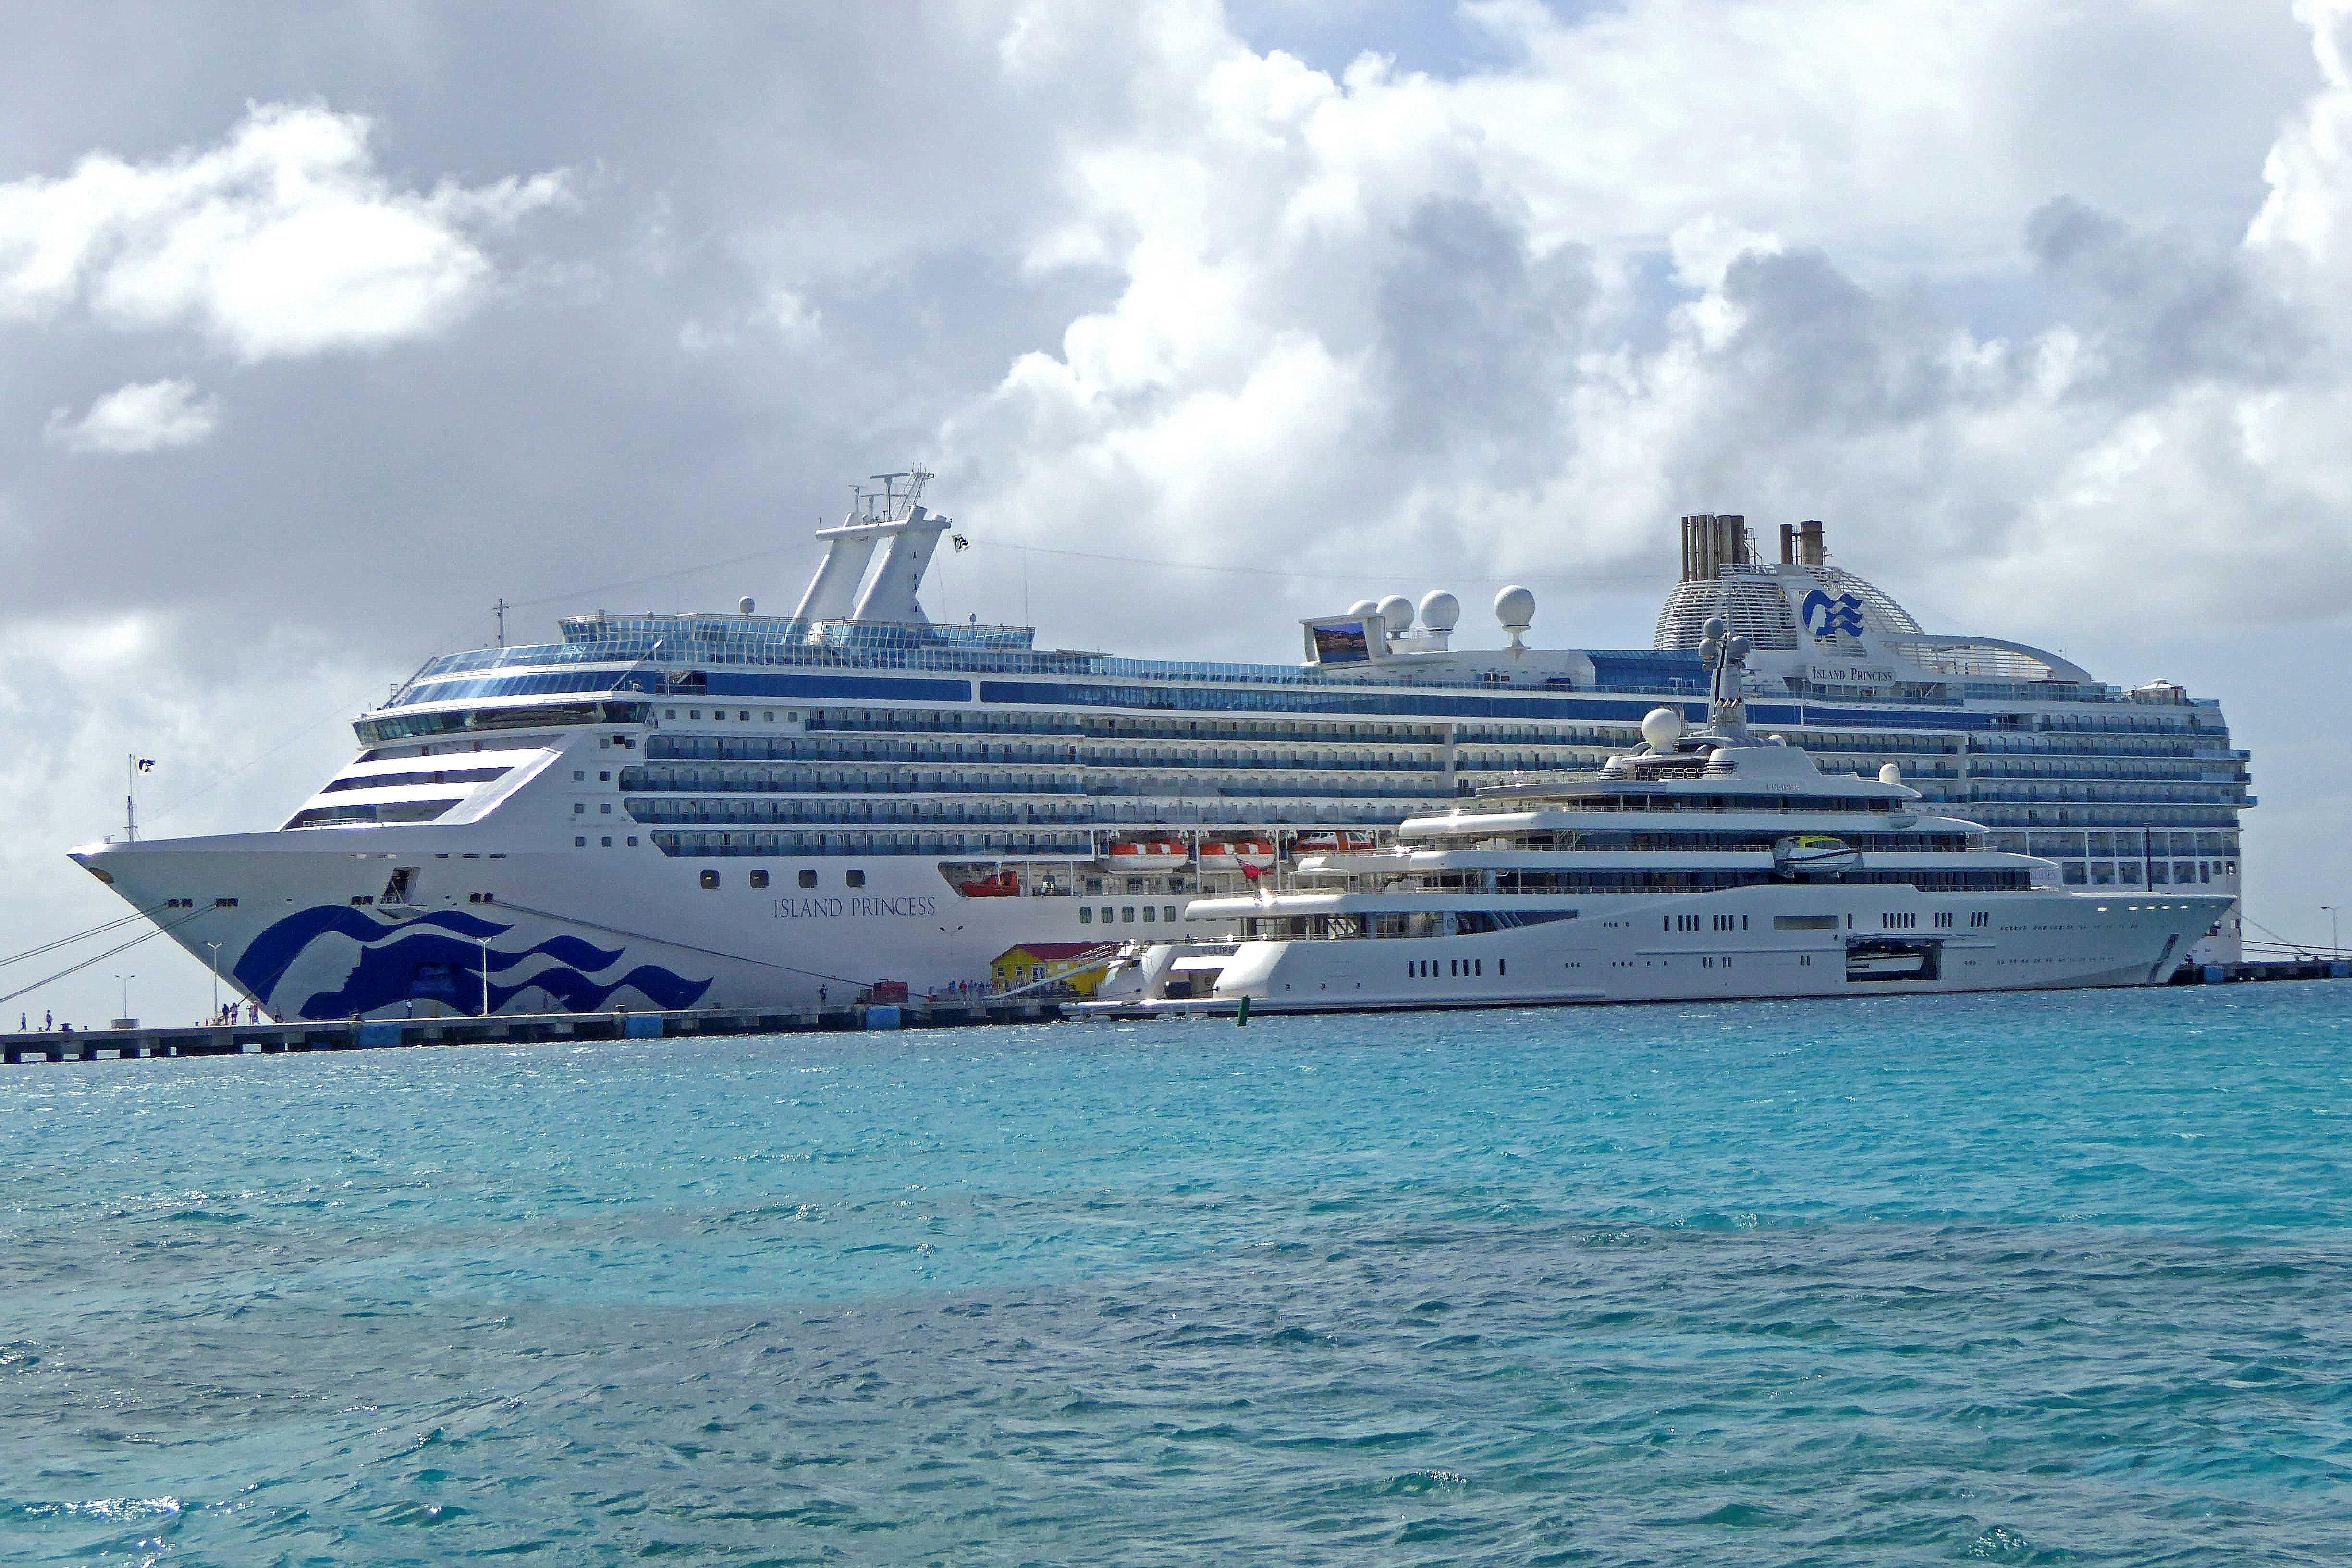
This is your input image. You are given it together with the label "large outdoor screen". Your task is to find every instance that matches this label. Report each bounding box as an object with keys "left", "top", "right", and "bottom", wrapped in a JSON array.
[{"left": 1310, "top": 620, "right": 1372, "bottom": 664}]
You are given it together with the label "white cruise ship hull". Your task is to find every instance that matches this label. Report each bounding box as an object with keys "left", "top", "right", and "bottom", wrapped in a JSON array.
[
  {"left": 70, "top": 826, "right": 1185, "bottom": 1020},
  {"left": 1182, "top": 887, "right": 2229, "bottom": 1013}
]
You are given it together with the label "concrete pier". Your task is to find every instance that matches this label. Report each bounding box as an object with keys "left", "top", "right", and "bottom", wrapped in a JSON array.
[{"left": 1, "top": 999, "right": 1064, "bottom": 1066}]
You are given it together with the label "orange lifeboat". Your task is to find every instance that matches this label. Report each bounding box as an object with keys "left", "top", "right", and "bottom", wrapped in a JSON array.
[
  {"left": 1199, "top": 837, "right": 1277, "bottom": 870},
  {"left": 956, "top": 869, "right": 1021, "bottom": 897},
  {"left": 1105, "top": 837, "right": 1188, "bottom": 872},
  {"left": 1294, "top": 830, "right": 1376, "bottom": 855}
]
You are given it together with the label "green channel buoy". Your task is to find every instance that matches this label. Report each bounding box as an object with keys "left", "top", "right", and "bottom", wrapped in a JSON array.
[{"left": 1236, "top": 995, "right": 1251, "bottom": 1027}]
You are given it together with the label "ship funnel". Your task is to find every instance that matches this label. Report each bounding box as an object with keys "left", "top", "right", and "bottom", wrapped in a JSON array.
[
  {"left": 1678, "top": 514, "right": 1750, "bottom": 582},
  {"left": 1799, "top": 519, "right": 1826, "bottom": 566}
]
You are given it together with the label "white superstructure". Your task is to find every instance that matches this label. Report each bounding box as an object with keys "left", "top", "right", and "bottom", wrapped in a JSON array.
[
  {"left": 1085, "top": 627, "right": 2228, "bottom": 1015},
  {"left": 69, "top": 485, "right": 2249, "bottom": 1021}
]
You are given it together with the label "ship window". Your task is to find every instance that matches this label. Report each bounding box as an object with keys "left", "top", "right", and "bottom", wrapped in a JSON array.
[
  {"left": 739, "top": 711, "right": 750, "bottom": 721},
  {"left": 1101, "top": 906, "right": 1115, "bottom": 922},
  {"left": 699, "top": 870, "right": 720, "bottom": 888},
  {"left": 846, "top": 869, "right": 865, "bottom": 888},
  {"left": 665, "top": 710, "right": 676, "bottom": 719},
  {"left": 575, "top": 836, "right": 587, "bottom": 847},
  {"left": 798, "top": 870, "right": 817, "bottom": 888},
  {"left": 1142, "top": 906, "right": 1155, "bottom": 922},
  {"left": 1498, "top": 959, "right": 1505, "bottom": 977},
  {"left": 573, "top": 803, "right": 585, "bottom": 814},
  {"left": 1123, "top": 906, "right": 1135, "bottom": 922},
  {"left": 1080, "top": 907, "right": 1093, "bottom": 924},
  {"left": 627, "top": 837, "right": 637, "bottom": 846},
  {"left": 573, "top": 770, "right": 584, "bottom": 781},
  {"left": 763, "top": 711, "right": 775, "bottom": 722},
  {"left": 599, "top": 771, "right": 610, "bottom": 782},
  {"left": 749, "top": 870, "right": 769, "bottom": 889},
  {"left": 601, "top": 836, "right": 612, "bottom": 847},
  {"left": 600, "top": 804, "right": 612, "bottom": 814},
  {"left": 1164, "top": 905, "right": 1177, "bottom": 922}
]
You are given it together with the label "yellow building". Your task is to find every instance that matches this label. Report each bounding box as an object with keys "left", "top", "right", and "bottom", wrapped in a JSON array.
[{"left": 990, "top": 942, "right": 1115, "bottom": 996}]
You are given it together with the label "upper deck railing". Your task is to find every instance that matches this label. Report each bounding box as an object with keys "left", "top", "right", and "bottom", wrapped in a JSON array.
[{"left": 386, "top": 612, "right": 2202, "bottom": 718}]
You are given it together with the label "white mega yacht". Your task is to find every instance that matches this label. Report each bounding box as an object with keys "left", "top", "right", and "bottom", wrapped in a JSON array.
[{"left": 1088, "top": 623, "right": 2230, "bottom": 1014}]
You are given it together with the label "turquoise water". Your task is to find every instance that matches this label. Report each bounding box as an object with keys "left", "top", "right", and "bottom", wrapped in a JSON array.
[{"left": 5, "top": 984, "right": 2350, "bottom": 1565}]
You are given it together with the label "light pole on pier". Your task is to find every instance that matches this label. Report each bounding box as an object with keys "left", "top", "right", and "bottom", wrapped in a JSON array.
[
  {"left": 205, "top": 942, "right": 223, "bottom": 1018},
  {"left": 115, "top": 973, "right": 135, "bottom": 1023},
  {"left": 479, "top": 936, "right": 492, "bottom": 1017},
  {"left": 2326, "top": 906, "right": 2340, "bottom": 959}
]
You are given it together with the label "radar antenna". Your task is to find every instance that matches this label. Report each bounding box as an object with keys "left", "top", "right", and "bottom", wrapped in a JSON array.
[{"left": 1695, "top": 616, "right": 1753, "bottom": 738}]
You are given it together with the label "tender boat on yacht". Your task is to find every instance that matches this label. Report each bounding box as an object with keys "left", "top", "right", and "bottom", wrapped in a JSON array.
[{"left": 1083, "top": 622, "right": 2230, "bottom": 1016}]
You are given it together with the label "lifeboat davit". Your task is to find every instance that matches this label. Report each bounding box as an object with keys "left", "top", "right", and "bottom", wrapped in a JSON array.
[
  {"left": 1199, "top": 837, "right": 1277, "bottom": 870},
  {"left": 1294, "top": 830, "right": 1377, "bottom": 855},
  {"left": 1105, "top": 837, "right": 1188, "bottom": 872},
  {"left": 957, "top": 868, "right": 1021, "bottom": 897}
]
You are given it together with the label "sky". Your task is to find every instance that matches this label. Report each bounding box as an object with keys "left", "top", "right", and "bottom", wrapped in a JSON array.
[{"left": 4, "top": 0, "right": 2350, "bottom": 1026}]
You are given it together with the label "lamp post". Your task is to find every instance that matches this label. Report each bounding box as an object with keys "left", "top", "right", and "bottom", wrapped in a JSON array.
[
  {"left": 205, "top": 942, "right": 223, "bottom": 1019},
  {"left": 479, "top": 935, "right": 492, "bottom": 1017},
  {"left": 2326, "top": 906, "right": 2340, "bottom": 959},
  {"left": 115, "top": 973, "right": 135, "bottom": 1023}
]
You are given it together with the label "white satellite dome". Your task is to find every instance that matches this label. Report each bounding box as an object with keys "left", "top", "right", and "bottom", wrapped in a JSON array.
[
  {"left": 1376, "top": 594, "right": 1415, "bottom": 631},
  {"left": 1418, "top": 590, "right": 1460, "bottom": 632},
  {"left": 739, "top": 596, "right": 756, "bottom": 615},
  {"left": 1495, "top": 585, "right": 1535, "bottom": 633},
  {"left": 1879, "top": 762, "right": 1903, "bottom": 785},
  {"left": 1348, "top": 599, "right": 1379, "bottom": 618},
  {"left": 1642, "top": 707, "right": 1685, "bottom": 749}
]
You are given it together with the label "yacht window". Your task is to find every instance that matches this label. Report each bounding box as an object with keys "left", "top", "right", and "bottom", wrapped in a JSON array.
[
  {"left": 1080, "top": 907, "right": 1093, "bottom": 924},
  {"left": 1142, "top": 906, "right": 1155, "bottom": 922},
  {"left": 1164, "top": 906, "right": 1177, "bottom": 921},
  {"left": 749, "top": 870, "right": 770, "bottom": 889},
  {"left": 1123, "top": 906, "right": 1136, "bottom": 922},
  {"left": 1102, "top": 906, "right": 1115, "bottom": 922}
]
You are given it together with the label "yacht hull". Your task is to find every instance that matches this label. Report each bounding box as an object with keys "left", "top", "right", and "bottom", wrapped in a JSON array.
[{"left": 1180, "top": 887, "right": 2229, "bottom": 1013}]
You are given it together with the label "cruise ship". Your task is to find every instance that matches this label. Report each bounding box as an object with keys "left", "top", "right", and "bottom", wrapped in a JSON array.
[
  {"left": 71, "top": 476, "right": 2251, "bottom": 1020},
  {"left": 1079, "top": 626, "right": 2230, "bottom": 1014}
]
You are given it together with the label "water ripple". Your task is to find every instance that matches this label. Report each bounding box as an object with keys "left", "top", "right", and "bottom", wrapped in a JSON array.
[{"left": 5, "top": 983, "right": 2352, "bottom": 1563}]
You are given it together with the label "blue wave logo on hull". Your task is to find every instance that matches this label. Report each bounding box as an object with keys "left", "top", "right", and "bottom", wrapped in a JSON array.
[{"left": 233, "top": 905, "right": 712, "bottom": 1020}]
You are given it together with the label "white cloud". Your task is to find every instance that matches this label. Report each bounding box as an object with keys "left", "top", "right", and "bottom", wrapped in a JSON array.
[
  {"left": 926, "top": 0, "right": 2352, "bottom": 648},
  {"left": 44, "top": 378, "right": 220, "bottom": 454},
  {"left": 0, "top": 101, "right": 567, "bottom": 360}
]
